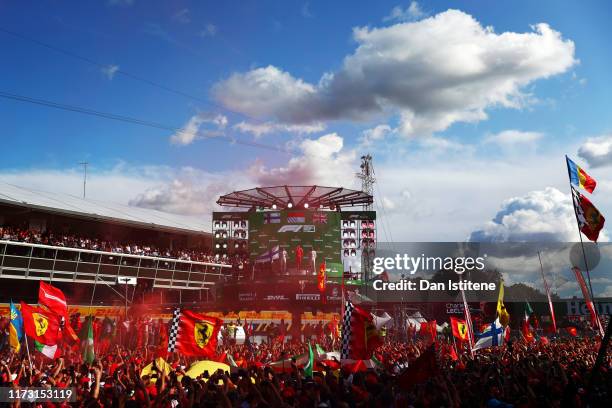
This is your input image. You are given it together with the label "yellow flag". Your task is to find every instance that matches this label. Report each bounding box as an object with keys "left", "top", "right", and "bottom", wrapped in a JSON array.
[{"left": 497, "top": 279, "right": 510, "bottom": 326}]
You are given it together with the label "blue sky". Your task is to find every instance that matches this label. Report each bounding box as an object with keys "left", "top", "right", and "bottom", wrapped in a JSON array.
[{"left": 1, "top": 1, "right": 612, "bottom": 248}]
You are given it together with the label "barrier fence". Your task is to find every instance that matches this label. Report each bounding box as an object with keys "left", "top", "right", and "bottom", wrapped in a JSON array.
[{"left": 0, "top": 240, "right": 231, "bottom": 290}]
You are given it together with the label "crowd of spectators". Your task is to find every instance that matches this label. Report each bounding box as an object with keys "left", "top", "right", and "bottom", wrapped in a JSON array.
[
  {"left": 0, "top": 225, "right": 228, "bottom": 264},
  {"left": 0, "top": 331, "right": 609, "bottom": 407},
  {"left": 0, "top": 311, "right": 609, "bottom": 407}
]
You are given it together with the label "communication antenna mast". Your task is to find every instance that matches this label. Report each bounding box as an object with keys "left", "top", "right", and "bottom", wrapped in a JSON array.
[{"left": 356, "top": 154, "right": 375, "bottom": 210}]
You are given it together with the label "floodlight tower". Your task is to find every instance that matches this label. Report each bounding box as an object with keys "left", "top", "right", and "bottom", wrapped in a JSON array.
[
  {"left": 356, "top": 154, "right": 376, "bottom": 286},
  {"left": 356, "top": 154, "right": 375, "bottom": 210}
]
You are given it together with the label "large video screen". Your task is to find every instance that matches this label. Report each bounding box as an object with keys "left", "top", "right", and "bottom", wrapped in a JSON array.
[{"left": 248, "top": 210, "right": 343, "bottom": 276}]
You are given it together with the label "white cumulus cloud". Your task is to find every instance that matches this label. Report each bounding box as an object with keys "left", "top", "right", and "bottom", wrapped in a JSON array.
[
  {"left": 578, "top": 135, "right": 612, "bottom": 168},
  {"left": 170, "top": 113, "right": 228, "bottom": 146},
  {"left": 233, "top": 121, "right": 324, "bottom": 137},
  {"left": 360, "top": 125, "right": 393, "bottom": 147},
  {"left": 248, "top": 133, "right": 357, "bottom": 187},
  {"left": 469, "top": 187, "right": 607, "bottom": 242},
  {"left": 212, "top": 10, "right": 576, "bottom": 137},
  {"left": 484, "top": 130, "right": 544, "bottom": 146},
  {"left": 133, "top": 133, "right": 358, "bottom": 213},
  {"left": 384, "top": 1, "right": 426, "bottom": 22}
]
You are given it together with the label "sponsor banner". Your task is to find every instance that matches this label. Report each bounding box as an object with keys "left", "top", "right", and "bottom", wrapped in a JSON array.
[
  {"left": 263, "top": 294, "right": 290, "bottom": 301},
  {"left": 566, "top": 300, "right": 612, "bottom": 317},
  {"left": 296, "top": 293, "right": 321, "bottom": 301},
  {"left": 326, "top": 286, "right": 342, "bottom": 301},
  {"left": 239, "top": 293, "right": 257, "bottom": 301}
]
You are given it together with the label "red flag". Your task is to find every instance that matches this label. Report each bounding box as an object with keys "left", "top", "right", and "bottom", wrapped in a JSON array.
[
  {"left": 380, "top": 271, "right": 390, "bottom": 282},
  {"left": 521, "top": 320, "right": 535, "bottom": 343},
  {"left": 450, "top": 317, "right": 469, "bottom": 342},
  {"left": 419, "top": 321, "right": 436, "bottom": 342},
  {"left": 397, "top": 345, "right": 437, "bottom": 390},
  {"left": 440, "top": 343, "right": 458, "bottom": 361},
  {"left": 38, "top": 281, "right": 67, "bottom": 317},
  {"left": 20, "top": 302, "right": 61, "bottom": 346},
  {"left": 216, "top": 351, "right": 227, "bottom": 363},
  {"left": 449, "top": 344, "right": 458, "bottom": 361},
  {"left": 428, "top": 320, "right": 437, "bottom": 342},
  {"left": 572, "top": 267, "right": 604, "bottom": 336},
  {"left": 572, "top": 189, "right": 605, "bottom": 242},
  {"left": 342, "top": 303, "right": 382, "bottom": 360},
  {"left": 170, "top": 309, "right": 222, "bottom": 357},
  {"left": 38, "top": 282, "right": 79, "bottom": 344}
]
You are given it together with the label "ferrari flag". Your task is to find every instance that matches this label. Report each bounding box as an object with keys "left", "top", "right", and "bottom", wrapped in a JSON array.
[
  {"left": 20, "top": 302, "right": 60, "bottom": 346},
  {"left": 167, "top": 308, "right": 222, "bottom": 357},
  {"left": 571, "top": 188, "right": 605, "bottom": 242},
  {"left": 450, "top": 317, "right": 469, "bottom": 342}
]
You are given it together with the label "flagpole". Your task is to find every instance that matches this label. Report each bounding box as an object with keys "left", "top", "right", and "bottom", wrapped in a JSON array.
[
  {"left": 565, "top": 157, "right": 597, "bottom": 303},
  {"left": 24, "top": 332, "right": 33, "bottom": 371},
  {"left": 537, "top": 251, "right": 557, "bottom": 333},
  {"left": 460, "top": 282, "right": 474, "bottom": 358},
  {"left": 566, "top": 159, "right": 602, "bottom": 333}
]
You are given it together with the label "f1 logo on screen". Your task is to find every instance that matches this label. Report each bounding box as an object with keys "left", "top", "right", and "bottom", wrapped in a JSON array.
[{"left": 277, "top": 225, "right": 316, "bottom": 233}]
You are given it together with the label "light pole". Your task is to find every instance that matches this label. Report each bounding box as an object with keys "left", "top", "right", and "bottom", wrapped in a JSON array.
[{"left": 79, "top": 162, "right": 88, "bottom": 198}]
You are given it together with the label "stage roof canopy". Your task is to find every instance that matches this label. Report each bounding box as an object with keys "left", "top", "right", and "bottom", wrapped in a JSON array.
[{"left": 216, "top": 185, "right": 373, "bottom": 209}]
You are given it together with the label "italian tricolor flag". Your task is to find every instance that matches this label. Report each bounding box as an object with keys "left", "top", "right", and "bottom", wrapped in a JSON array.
[{"left": 35, "top": 340, "right": 60, "bottom": 359}]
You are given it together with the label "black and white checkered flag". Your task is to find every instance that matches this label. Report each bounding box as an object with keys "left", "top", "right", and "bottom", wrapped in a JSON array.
[
  {"left": 340, "top": 300, "right": 354, "bottom": 360},
  {"left": 167, "top": 307, "right": 181, "bottom": 353},
  {"left": 571, "top": 188, "right": 587, "bottom": 229}
]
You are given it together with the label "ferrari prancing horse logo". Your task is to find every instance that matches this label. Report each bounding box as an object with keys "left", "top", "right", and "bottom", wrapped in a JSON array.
[
  {"left": 194, "top": 321, "right": 213, "bottom": 349},
  {"left": 32, "top": 313, "right": 49, "bottom": 336},
  {"left": 457, "top": 323, "right": 467, "bottom": 339}
]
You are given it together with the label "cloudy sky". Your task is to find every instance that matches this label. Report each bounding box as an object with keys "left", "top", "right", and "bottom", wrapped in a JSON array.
[{"left": 1, "top": 0, "right": 611, "bottom": 247}]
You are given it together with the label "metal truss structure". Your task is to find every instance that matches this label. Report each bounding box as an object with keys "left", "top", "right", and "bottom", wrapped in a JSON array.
[{"left": 216, "top": 185, "right": 373, "bottom": 209}]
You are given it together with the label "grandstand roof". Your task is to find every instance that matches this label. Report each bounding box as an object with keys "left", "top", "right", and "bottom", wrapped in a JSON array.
[{"left": 0, "top": 182, "right": 210, "bottom": 235}]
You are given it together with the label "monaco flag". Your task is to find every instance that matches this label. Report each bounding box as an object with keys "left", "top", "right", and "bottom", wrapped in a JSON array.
[
  {"left": 20, "top": 302, "right": 61, "bottom": 346},
  {"left": 167, "top": 309, "right": 222, "bottom": 357}
]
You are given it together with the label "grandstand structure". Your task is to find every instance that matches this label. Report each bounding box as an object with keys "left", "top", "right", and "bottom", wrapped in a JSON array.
[{"left": 0, "top": 182, "right": 231, "bottom": 305}]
